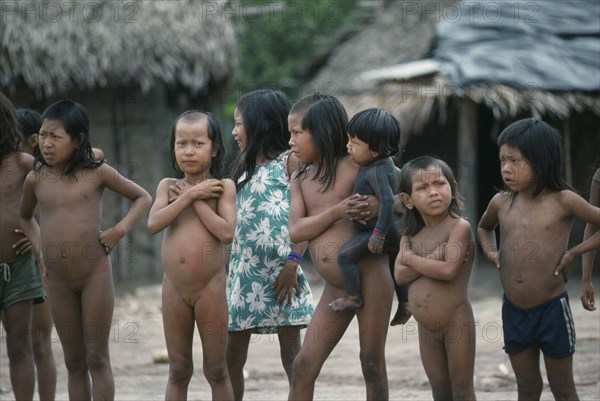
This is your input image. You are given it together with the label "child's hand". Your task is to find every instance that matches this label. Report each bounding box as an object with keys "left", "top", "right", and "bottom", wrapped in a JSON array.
[
  {"left": 98, "top": 227, "right": 125, "bottom": 255},
  {"left": 169, "top": 179, "right": 223, "bottom": 203},
  {"left": 485, "top": 250, "right": 500, "bottom": 269},
  {"left": 345, "top": 193, "right": 379, "bottom": 225},
  {"left": 272, "top": 261, "right": 300, "bottom": 305},
  {"left": 554, "top": 250, "right": 574, "bottom": 283},
  {"left": 12, "top": 228, "right": 33, "bottom": 255},
  {"left": 581, "top": 282, "right": 596, "bottom": 311},
  {"left": 368, "top": 235, "right": 384, "bottom": 254}
]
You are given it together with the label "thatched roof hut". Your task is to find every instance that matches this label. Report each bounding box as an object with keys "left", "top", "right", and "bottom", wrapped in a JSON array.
[
  {"left": 306, "top": 0, "right": 600, "bottom": 224},
  {"left": 1, "top": 0, "right": 238, "bottom": 280},
  {"left": 1, "top": 0, "right": 237, "bottom": 99}
]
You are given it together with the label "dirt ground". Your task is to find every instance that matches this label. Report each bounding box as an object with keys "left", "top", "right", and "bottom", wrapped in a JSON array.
[{"left": 1, "top": 266, "right": 599, "bottom": 401}]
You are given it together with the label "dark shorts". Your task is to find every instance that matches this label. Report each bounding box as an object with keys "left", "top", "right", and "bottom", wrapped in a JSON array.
[
  {"left": 0, "top": 252, "right": 46, "bottom": 310},
  {"left": 502, "top": 292, "right": 575, "bottom": 358}
]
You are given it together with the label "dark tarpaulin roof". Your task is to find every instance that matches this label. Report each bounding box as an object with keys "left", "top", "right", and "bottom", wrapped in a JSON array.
[{"left": 432, "top": 0, "right": 600, "bottom": 91}]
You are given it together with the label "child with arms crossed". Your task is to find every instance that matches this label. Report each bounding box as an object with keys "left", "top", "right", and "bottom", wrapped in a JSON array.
[
  {"left": 20, "top": 100, "right": 152, "bottom": 401},
  {"left": 395, "top": 156, "right": 476, "bottom": 401},
  {"left": 147, "top": 111, "right": 236, "bottom": 401},
  {"left": 226, "top": 90, "right": 313, "bottom": 400},
  {"left": 330, "top": 108, "right": 403, "bottom": 312},
  {"left": 287, "top": 94, "right": 394, "bottom": 401},
  {"left": 1, "top": 92, "right": 43, "bottom": 401},
  {"left": 478, "top": 118, "right": 600, "bottom": 401}
]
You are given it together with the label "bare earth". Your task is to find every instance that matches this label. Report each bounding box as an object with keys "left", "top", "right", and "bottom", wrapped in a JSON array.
[{"left": 1, "top": 267, "right": 599, "bottom": 401}]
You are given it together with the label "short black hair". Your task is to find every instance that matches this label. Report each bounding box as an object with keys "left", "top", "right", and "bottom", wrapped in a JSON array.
[{"left": 348, "top": 108, "right": 400, "bottom": 158}]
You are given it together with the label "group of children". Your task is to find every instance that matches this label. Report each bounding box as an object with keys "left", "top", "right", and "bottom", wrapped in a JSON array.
[{"left": 1, "top": 89, "right": 599, "bottom": 401}]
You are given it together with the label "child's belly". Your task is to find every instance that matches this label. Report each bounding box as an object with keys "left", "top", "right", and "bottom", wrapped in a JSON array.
[
  {"left": 409, "top": 277, "right": 471, "bottom": 329},
  {"left": 161, "top": 229, "right": 226, "bottom": 292},
  {"left": 308, "top": 220, "right": 356, "bottom": 289}
]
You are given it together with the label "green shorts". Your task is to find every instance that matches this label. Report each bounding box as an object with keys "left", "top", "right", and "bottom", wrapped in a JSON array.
[{"left": 0, "top": 252, "right": 46, "bottom": 310}]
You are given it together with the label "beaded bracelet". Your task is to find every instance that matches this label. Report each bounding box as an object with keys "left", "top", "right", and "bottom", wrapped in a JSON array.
[
  {"left": 373, "top": 227, "right": 387, "bottom": 238},
  {"left": 287, "top": 251, "right": 303, "bottom": 264}
]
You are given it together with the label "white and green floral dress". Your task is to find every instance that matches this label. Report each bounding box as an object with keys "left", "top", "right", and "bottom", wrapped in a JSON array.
[{"left": 228, "top": 150, "right": 313, "bottom": 334}]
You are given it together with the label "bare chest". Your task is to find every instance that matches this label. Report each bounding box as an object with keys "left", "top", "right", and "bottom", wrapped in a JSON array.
[
  {"left": 36, "top": 177, "right": 103, "bottom": 211},
  {"left": 498, "top": 199, "right": 569, "bottom": 237}
]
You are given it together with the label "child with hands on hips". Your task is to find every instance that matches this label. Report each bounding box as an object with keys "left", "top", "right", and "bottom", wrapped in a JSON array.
[
  {"left": 329, "top": 108, "right": 402, "bottom": 312},
  {"left": 478, "top": 118, "right": 600, "bottom": 401},
  {"left": 19, "top": 100, "right": 152, "bottom": 401},
  {"left": 147, "top": 110, "right": 236, "bottom": 401},
  {"left": 395, "top": 156, "right": 476, "bottom": 401}
]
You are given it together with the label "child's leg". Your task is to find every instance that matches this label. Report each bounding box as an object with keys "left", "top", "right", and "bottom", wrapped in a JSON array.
[
  {"left": 508, "top": 346, "right": 544, "bottom": 400},
  {"left": 3, "top": 300, "right": 35, "bottom": 401},
  {"left": 445, "top": 321, "right": 476, "bottom": 401},
  {"left": 162, "top": 279, "right": 195, "bottom": 400},
  {"left": 80, "top": 269, "right": 115, "bottom": 401},
  {"left": 355, "top": 256, "right": 394, "bottom": 401},
  {"left": 330, "top": 232, "right": 371, "bottom": 311},
  {"left": 544, "top": 355, "right": 579, "bottom": 401},
  {"left": 387, "top": 250, "right": 410, "bottom": 326},
  {"left": 418, "top": 326, "right": 452, "bottom": 400},
  {"left": 277, "top": 326, "right": 301, "bottom": 384},
  {"left": 194, "top": 276, "right": 234, "bottom": 401},
  {"left": 289, "top": 284, "right": 353, "bottom": 401},
  {"left": 48, "top": 280, "right": 91, "bottom": 401},
  {"left": 226, "top": 329, "right": 251, "bottom": 400},
  {"left": 32, "top": 280, "right": 57, "bottom": 401}
]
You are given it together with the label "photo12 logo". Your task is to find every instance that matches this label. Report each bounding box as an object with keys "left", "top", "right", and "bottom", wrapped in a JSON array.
[
  {"left": 399, "top": 1, "right": 539, "bottom": 24},
  {"left": 1, "top": 1, "right": 139, "bottom": 23}
]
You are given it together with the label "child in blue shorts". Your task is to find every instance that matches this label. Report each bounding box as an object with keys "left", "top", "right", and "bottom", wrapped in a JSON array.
[{"left": 479, "top": 118, "right": 600, "bottom": 400}]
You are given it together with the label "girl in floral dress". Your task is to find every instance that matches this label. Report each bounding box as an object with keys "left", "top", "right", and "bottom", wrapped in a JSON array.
[{"left": 227, "top": 89, "right": 313, "bottom": 400}]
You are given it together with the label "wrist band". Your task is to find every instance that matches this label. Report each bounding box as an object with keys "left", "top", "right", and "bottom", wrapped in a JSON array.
[
  {"left": 373, "top": 228, "right": 387, "bottom": 238},
  {"left": 287, "top": 251, "right": 302, "bottom": 264}
]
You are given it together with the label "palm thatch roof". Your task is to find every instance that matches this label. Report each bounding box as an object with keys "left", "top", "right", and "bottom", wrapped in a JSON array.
[
  {"left": 1, "top": 0, "right": 237, "bottom": 97},
  {"left": 306, "top": 0, "right": 600, "bottom": 137}
]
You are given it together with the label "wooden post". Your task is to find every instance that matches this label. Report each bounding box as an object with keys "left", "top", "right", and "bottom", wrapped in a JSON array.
[{"left": 457, "top": 98, "right": 479, "bottom": 229}]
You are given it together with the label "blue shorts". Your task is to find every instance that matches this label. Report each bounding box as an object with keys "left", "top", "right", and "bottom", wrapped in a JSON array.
[{"left": 502, "top": 292, "right": 575, "bottom": 358}]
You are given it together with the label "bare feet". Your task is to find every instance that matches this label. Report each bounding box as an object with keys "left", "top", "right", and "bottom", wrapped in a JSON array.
[
  {"left": 390, "top": 302, "right": 411, "bottom": 326},
  {"left": 329, "top": 295, "right": 363, "bottom": 312}
]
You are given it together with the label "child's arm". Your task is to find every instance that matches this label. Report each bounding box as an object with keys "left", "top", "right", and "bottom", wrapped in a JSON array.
[
  {"left": 477, "top": 194, "right": 502, "bottom": 268},
  {"left": 19, "top": 172, "right": 45, "bottom": 275},
  {"left": 148, "top": 178, "right": 225, "bottom": 234},
  {"left": 273, "top": 241, "right": 308, "bottom": 305},
  {"left": 403, "top": 219, "right": 473, "bottom": 281},
  {"left": 100, "top": 164, "right": 152, "bottom": 253},
  {"left": 581, "top": 176, "right": 599, "bottom": 311},
  {"left": 288, "top": 173, "right": 350, "bottom": 243},
  {"left": 395, "top": 235, "right": 421, "bottom": 284},
  {"left": 367, "top": 163, "right": 396, "bottom": 254},
  {"left": 189, "top": 179, "right": 237, "bottom": 244},
  {"left": 553, "top": 190, "right": 600, "bottom": 283}
]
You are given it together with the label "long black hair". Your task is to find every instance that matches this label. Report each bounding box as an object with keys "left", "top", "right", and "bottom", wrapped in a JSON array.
[
  {"left": 399, "top": 156, "right": 462, "bottom": 236},
  {"left": 0, "top": 92, "right": 23, "bottom": 162},
  {"left": 292, "top": 94, "right": 348, "bottom": 191},
  {"left": 498, "top": 118, "right": 570, "bottom": 198},
  {"left": 37, "top": 100, "right": 103, "bottom": 175},
  {"left": 231, "top": 89, "right": 291, "bottom": 189},
  {"left": 169, "top": 110, "right": 225, "bottom": 179}
]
